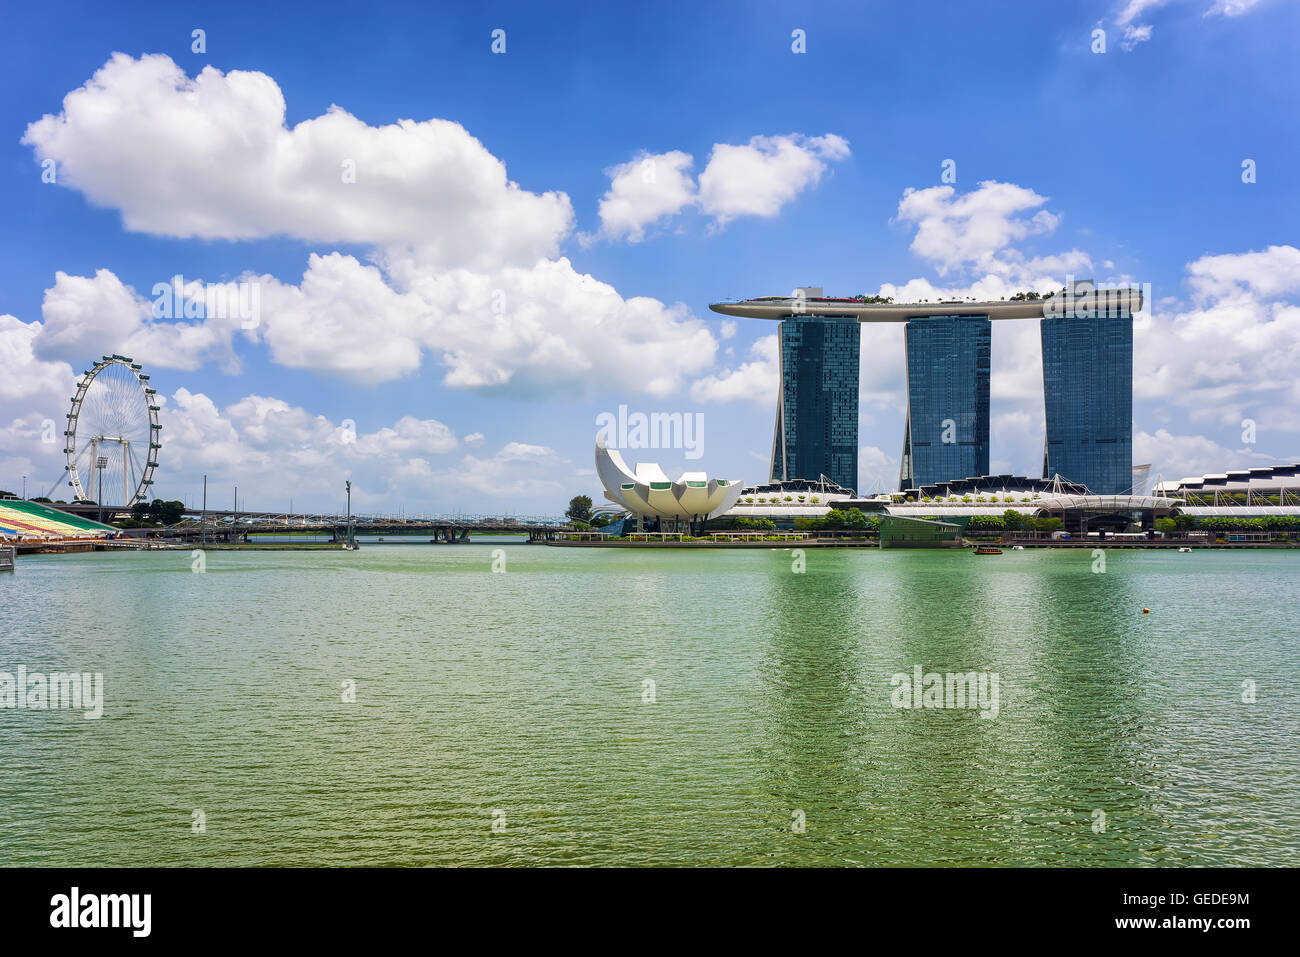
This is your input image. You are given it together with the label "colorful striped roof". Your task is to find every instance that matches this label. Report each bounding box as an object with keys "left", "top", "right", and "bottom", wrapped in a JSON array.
[{"left": 0, "top": 499, "right": 117, "bottom": 540}]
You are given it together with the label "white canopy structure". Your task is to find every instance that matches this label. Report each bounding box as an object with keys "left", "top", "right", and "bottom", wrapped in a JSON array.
[{"left": 595, "top": 436, "right": 744, "bottom": 520}]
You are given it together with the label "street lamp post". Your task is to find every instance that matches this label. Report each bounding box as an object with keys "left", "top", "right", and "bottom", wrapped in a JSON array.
[
  {"left": 345, "top": 480, "right": 352, "bottom": 547},
  {"left": 96, "top": 455, "right": 108, "bottom": 524}
]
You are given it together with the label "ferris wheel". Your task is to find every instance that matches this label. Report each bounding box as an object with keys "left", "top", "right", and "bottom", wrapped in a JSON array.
[{"left": 63, "top": 355, "right": 161, "bottom": 506}]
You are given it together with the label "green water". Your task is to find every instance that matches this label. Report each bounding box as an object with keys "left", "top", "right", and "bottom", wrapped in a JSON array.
[{"left": 2, "top": 545, "right": 1296, "bottom": 866}]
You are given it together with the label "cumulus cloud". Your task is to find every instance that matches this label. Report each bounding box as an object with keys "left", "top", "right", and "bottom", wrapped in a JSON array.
[
  {"left": 27, "top": 256, "right": 719, "bottom": 393},
  {"left": 0, "top": 305, "right": 573, "bottom": 509},
  {"left": 689, "top": 335, "right": 779, "bottom": 405},
  {"left": 21, "top": 54, "right": 724, "bottom": 398},
  {"left": 0, "top": 315, "right": 76, "bottom": 404},
  {"left": 36, "top": 269, "right": 247, "bottom": 372},
  {"left": 425, "top": 443, "right": 569, "bottom": 499},
  {"left": 698, "top": 133, "right": 849, "bottom": 227},
  {"left": 588, "top": 150, "right": 696, "bottom": 243},
  {"left": 858, "top": 446, "right": 900, "bottom": 493},
  {"left": 124, "top": 386, "right": 568, "bottom": 509},
  {"left": 22, "top": 53, "right": 571, "bottom": 271},
  {"left": 588, "top": 134, "right": 850, "bottom": 242},
  {"left": 1186, "top": 244, "right": 1300, "bottom": 300},
  {"left": 894, "top": 181, "right": 1063, "bottom": 275},
  {"left": 1135, "top": 429, "right": 1286, "bottom": 483},
  {"left": 1136, "top": 246, "right": 1300, "bottom": 437}
]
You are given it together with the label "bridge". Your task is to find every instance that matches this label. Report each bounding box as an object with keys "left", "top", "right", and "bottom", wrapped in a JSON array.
[{"left": 48, "top": 502, "right": 574, "bottom": 544}]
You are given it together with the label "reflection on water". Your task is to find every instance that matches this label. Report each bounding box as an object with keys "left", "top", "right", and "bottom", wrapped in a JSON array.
[{"left": 0, "top": 545, "right": 1296, "bottom": 866}]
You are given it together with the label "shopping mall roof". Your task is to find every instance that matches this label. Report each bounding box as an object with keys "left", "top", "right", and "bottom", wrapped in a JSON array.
[{"left": 1154, "top": 463, "right": 1300, "bottom": 494}]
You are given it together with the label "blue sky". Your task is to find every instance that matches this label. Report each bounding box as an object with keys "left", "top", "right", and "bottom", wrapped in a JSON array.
[{"left": 2, "top": 0, "right": 1297, "bottom": 515}]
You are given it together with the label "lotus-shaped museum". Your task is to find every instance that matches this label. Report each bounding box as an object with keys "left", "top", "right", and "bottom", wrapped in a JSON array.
[{"left": 595, "top": 436, "right": 744, "bottom": 520}]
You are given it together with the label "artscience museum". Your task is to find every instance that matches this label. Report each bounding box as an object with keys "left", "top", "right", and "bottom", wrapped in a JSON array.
[{"left": 595, "top": 436, "right": 744, "bottom": 530}]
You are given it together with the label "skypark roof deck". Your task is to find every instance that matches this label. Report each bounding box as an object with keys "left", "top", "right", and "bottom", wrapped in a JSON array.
[{"left": 710, "top": 287, "right": 1142, "bottom": 322}]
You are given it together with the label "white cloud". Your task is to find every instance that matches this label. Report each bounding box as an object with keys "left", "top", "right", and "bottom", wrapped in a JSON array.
[
  {"left": 36, "top": 269, "right": 247, "bottom": 372},
  {"left": 689, "top": 335, "right": 779, "bottom": 405},
  {"left": 1116, "top": 0, "right": 1168, "bottom": 26},
  {"left": 22, "top": 54, "right": 722, "bottom": 398},
  {"left": 0, "top": 317, "right": 79, "bottom": 497},
  {"left": 430, "top": 444, "right": 569, "bottom": 498},
  {"left": 589, "top": 150, "right": 696, "bottom": 243},
  {"left": 142, "top": 387, "right": 568, "bottom": 508},
  {"left": 1204, "top": 0, "right": 1265, "bottom": 16},
  {"left": 858, "top": 446, "right": 899, "bottom": 493},
  {"left": 1135, "top": 246, "right": 1300, "bottom": 435},
  {"left": 588, "top": 134, "right": 850, "bottom": 241},
  {"left": 1121, "top": 24, "right": 1155, "bottom": 49},
  {"left": 697, "top": 134, "right": 849, "bottom": 226},
  {"left": 1186, "top": 244, "right": 1300, "bottom": 300},
  {"left": 0, "top": 315, "right": 76, "bottom": 404},
  {"left": 1135, "top": 429, "right": 1286, "bottom": 482},
  {"left": 25, "top": 256, "right": 720, "bottom": 395},
  {"left": 0, "top": 321, "right": 570, "bottom": 508},
  {"left": 894, "top": 181, "right": 1062, "bottom": 275},
  {"left": 22, "top": 53, "right": 571, "bottom": 271}
]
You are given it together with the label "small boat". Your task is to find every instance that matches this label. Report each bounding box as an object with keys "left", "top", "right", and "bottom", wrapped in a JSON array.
[
  {"left": 1011, "top": 545, "right": 1025, "bottom": 550},
  {"left": 1178, "top": 546, "right": 1192, "bottom": 553},
  {"left": 974, "top": 544, "right": 1003, "bottom": 555}
]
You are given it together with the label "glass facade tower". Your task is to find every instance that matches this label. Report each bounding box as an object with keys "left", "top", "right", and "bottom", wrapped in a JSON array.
[
  {"left": 1040, "top": 312, "right": 1133, "bottom": 494},
  {"left": 899, "top": 315, "right": 991, "bottom": 489},
  {"left": 771, "top": 315, "right": 860, "bottom": 493}
]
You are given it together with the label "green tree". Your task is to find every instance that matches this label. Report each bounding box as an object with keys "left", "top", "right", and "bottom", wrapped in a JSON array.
[
  {"left": 844, "top": 507, "right": 867, "bottom": 529},
  {"left": 1154, "top": 517, "right": 1176, "bottom": 535},
  {"left": 565, "top": 495, "right": 593, "bottom": 524},
  {"left": 823, "top": 508, "right": 846, "bottom": 528},
  {"left": 150, "top": 500, "right": 185, "bottom": 525},
  {"left": 1001, "top": 509, "right": 1026, "bottom": 531}
]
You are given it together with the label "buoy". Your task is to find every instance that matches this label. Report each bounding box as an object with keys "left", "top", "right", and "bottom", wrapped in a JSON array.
[{"left": 1142, "top": 608, "right": 1150, "bottom": 614}]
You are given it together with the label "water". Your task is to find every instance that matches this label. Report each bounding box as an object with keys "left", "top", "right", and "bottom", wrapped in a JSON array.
[{"left": 1, "top": 545, "right": 1296, "bottom": 866}]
